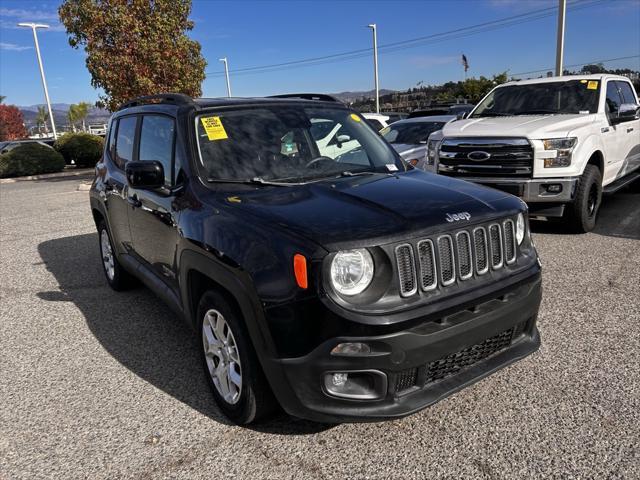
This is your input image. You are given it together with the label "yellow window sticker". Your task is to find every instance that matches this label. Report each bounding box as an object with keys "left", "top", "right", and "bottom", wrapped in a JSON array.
[
  {"left": 587, "top": 81, "right": 598, "bottom": 90},
  {"left": 580, "top": 79, "right": 588, "bottom": 84},
  {"left": 201, "top": 116, "right": 228, "bottom": 140},
  {"left": 350, "top": 113, "right": 361, "bottom": 122}
]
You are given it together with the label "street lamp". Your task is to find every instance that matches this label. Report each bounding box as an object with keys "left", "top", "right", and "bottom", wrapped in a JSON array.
[
  {"left": 367, "top": 23, "right": 380, "bottom": 114},
  {"left": 17, "top": 22, "right": 57, "bottom": 139},
  {"left": 555, "top": 0, "right": 566, "bottom": 76},
  {"left": 219, "top": 57, "right": 232, "bottom": 97}
]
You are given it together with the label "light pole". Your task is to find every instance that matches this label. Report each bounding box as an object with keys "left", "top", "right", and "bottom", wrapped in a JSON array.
[
  {"left": 367, "top": 24, "right": 380, "bottom": 114},
  {"left": 219, "top": 57, "right": 232, "bottom": 97},
  {"left": 555, "top": 0, "right": 566, "bottom": 76},
  {"left": 18, "top": 22, "right": 57, "bottom": 139}
]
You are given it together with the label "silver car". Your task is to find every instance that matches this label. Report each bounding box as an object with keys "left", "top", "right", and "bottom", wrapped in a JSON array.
[{"left": 381, "top": 115, "right": 456, "bottom": 171}]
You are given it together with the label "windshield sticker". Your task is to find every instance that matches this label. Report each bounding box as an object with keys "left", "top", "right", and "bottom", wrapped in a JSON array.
[
  {"left": 580, "top": 79, "right": 588, "bottom": 83},
  {"left": 386, "top": 163, "right": 399, "bottom": 172},
  {"left": 587, "top": 81, "right": 598, "bottom": 90},
  {"left": 201, "top": 116, "right": 228, "bottom": 141},
  {"left": 350, "top": 113, "right": 362, "bottom": 122}
]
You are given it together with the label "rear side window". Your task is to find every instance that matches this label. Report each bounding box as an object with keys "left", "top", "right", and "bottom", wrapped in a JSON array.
[
  {"left": 115, "top": 116, "right": 137, "bottom": 168},
  {"left": 139, "top": 115, "right": 175, "bottom": 185},
  {"left": 107, "top": 120, "right": 117, "bottom": 160},
  {"left": 616, "top": 81, "right": 637, "bottom": 104},
  {"left": 605, "top": 82, "right": 623, "bottom": 114}
]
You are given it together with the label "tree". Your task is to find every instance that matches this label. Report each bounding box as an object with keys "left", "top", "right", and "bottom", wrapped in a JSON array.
[
  {"left": 36, "top": 106, "right": 50, "bottom": 135},
  {"left": 67, "top": 104, "right": 79, "bottom": 132},
  {"left": 0, "top": 96, "right": 6, "bottom": 104},
  {"left": 59, "top": 0, "right": 207, "bottom": 111},
  {"left": 0, "top": 105, "right": 28, "bottom": 141}
]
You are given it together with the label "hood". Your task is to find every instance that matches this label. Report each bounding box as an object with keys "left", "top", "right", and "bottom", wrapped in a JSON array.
[
  {"left": 442, "top": 114, "right": 596, "bottom": 139},
  {"left": 213, "top": 170, "right": 521, "bottom": 249}
]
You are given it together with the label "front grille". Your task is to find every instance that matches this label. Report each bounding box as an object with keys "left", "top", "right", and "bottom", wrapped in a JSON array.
[
  {"left": 424, "top": 328, "right": 514, "bottom": 384},
  {"left": 393, "top": 218, "right": 517, "bottom": 295},
  {"left": 438, "top": 138, "right": 533, "bottom": 178},
  {"left": 396, "top": 244, "right": 417, "bottom": 297}
]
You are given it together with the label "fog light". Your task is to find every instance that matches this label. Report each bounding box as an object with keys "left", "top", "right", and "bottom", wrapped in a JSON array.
[
  {"left": 332, "top": 373, "right": 348, "bottom": 386},
  {"left": 541, "top": 183, "right": 563, "bottom": 194},
  {"left": 323, "top": 371, "right": 387, "bottom": 400},
  {"left": 331, "top": 342, "right": 372, "bottom": 356}
]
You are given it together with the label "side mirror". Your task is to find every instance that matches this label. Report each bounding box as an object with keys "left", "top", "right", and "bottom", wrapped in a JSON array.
[
  {"left": 336, "top": 134, "right": 351, "bottom": 148},
  {"left": 611, "top": 103, "right": 640, "bottom": 124},
  {"left": 125, "top": 161, "right": 164, "bottom": 189}
]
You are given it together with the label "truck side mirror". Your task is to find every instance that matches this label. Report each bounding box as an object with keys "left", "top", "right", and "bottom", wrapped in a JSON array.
[{"left": 611, "top": 103, "right": 640, "bottom": 124}]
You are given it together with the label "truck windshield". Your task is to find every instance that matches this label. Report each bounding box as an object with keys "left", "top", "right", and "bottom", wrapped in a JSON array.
[
  {"left": 470, "top": 80, "right": 600, "bottom": 117},
  {"left": 195, "top": 105, "right": 403, "bottom": 184}
]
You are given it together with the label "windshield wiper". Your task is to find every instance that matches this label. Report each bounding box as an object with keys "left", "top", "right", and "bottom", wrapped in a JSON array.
[
  {"left": 206, "top": 177, "right": 299, "bottom": 187},
  {"left": 475, "top": 112, "right": 513, "bottom": 117},
  {"left": 338, "top": 171, "right": 390, "bottom": 178}
]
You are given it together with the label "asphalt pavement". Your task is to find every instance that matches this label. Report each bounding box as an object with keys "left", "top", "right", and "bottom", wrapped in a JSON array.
[{"left": 1, "top": 176, "right": 639, "bottom": 479}]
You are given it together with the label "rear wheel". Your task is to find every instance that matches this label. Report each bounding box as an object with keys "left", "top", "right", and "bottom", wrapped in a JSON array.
[
  {"left": 198, "top": 290, "right": 276, "bottom": 424},
  {"left": 97, "top": 220, "right": 134, "bottom": 290},
  {"left": 565, "top": 165, "right": 602, "bottom": 233}
]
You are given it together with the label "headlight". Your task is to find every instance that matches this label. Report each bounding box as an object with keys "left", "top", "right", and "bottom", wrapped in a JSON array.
[
  {"left": 330, "top": 249, "right": 374, "bottom": 296},
  {"left": 516, "top": 212, "right": 526, "bottom": 245},
  {"left": 542, "top": 137, "right": 576, "bottom": 168},
  {"left": 426, "top": 140, "right": 438, "bottom": 164}
]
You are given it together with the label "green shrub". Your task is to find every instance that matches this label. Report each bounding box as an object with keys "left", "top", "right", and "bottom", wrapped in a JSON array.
[
  {"left": 54, "top": 133, "right": 104, "bottom": 167},
  {"left": 0, "top": 144, "right": 66, "bottom": 178}
]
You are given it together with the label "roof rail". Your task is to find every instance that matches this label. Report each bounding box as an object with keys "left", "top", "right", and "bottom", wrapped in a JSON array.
[
  {"left": 118, "top": 93, "right": 194, "bottom": 111},
  {"left": 268, "top": 93, "right": 342, "bottom": 103}
]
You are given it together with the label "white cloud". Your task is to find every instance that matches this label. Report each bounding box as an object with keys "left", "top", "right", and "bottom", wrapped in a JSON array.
[
  {"left": 0, "top": 42, "right": 32, "bottom": 51},
  {"left": 0, "top": 6, "right": 66, "bottom": 31}
]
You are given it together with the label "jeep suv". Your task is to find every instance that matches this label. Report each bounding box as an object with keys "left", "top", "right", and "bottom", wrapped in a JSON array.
[{"left": 90, "top": 93, "right": 542, "bottom": 424}]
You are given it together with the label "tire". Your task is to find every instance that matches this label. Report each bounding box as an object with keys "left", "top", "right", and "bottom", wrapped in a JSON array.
[
  {"left": 564, "top": 165, "right": 602, "bottom": 233},
  {"left": 97, "top": 220, "right": 135, "bottom": 291},
  {"left": 198, "top": 290, "right": 276, "bottom": 424}
]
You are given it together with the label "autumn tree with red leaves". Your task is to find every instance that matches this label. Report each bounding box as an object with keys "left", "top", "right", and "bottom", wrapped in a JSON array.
[
  {"left": 59, "top": 0, "right": 207, "bottom": 111},
  {"left": 0, "top": 105, "right": 28, "bottom": 141}
]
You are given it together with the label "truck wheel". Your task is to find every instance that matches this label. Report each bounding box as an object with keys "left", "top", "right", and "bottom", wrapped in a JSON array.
[
  {"left": 97, "top": 220, "right": 135, "bottom": 291},
  {"left": 565, "top": 165, "right": 602, "bottom": 233},
  {"left": 198, "top": 290, "right": 276, "bottom": 424}
]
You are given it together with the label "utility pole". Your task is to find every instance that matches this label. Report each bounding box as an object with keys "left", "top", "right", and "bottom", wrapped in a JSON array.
[
  {"left": 555, "top": 0, "right": 566, "bottom": 76},
  {"left": 219, "top": 57, "right": 232, "bottom": 97},
  {"left": 18, "top": 22, "right": 57, "bottom": 139},
  {"left": 367, "top": 24, "right": 380, "bottom": 114}
]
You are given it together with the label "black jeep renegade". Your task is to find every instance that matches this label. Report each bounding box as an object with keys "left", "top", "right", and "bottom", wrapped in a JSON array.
[{"left": 90, "top": 93, "right": 542, "bottom": 424}]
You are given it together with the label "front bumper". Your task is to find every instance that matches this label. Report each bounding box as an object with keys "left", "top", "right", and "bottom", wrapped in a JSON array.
[
  {"left": 268, "top": 267, "right": 542, "bottom": 423},
  {"left": 460, "top": 177, "right": 578, "bottom": 203}
]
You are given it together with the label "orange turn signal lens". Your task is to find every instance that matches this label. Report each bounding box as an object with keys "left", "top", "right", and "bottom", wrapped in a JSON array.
[
  {"left": 408, "top": 158, "right": 419, "bottom": 166},
  {"left": 293, "top": 254, "right": 308, "bottom": 289}
]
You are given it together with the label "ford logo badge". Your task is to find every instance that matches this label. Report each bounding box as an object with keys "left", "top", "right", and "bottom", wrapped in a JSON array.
[{"left": 467, "top": 150, "right": 491, "bottom": 161}]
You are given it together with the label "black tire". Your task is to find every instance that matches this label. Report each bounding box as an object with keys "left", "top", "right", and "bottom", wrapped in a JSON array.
[
  {"left": 565, "top": 165, "right": 602, "bottom": 233},
  {"left": 197, "top": 290, "right": 277, "bottom": 424},
  {"left": 97, "top": 220, "right": 135, "bottom": 291}
]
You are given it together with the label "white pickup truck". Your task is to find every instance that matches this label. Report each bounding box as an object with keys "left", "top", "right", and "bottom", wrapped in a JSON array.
[{"left": 427, "top": 75, "right": 640, "bottom": 232}]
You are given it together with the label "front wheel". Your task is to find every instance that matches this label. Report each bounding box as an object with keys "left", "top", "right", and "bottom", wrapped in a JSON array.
[
  {"left": 564, "top": 165, "right": 602, "bottom": 233},
  {"left": 198, "top": 290, "right": 276, "bottom": 424}
]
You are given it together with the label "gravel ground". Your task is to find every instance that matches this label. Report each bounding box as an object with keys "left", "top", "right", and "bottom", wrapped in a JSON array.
[{"left": 1, "top": 176, "right": 639, "bottom": 479}]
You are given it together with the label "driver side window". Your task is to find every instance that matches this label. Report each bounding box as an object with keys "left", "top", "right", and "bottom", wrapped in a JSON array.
[{"left": 605, "top": 82, "right": 623, "bottom": 115}]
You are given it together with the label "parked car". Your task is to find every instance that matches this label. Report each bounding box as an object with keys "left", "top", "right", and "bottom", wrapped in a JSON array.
[
  {"left": 362, "top": 112, "right": 391, "bottom": 131},
  {"left": 90, "top": 92, "right": 541, "bottom": 424},
  {"left": 382, "top": 111, "right": 408, "bottom": 123},
  {"left": 431, "top": 74, "right": 640, "bottom": 232},
  {"left": 381, "top": 115, "right": 456, "bottom": 170},
  {"left": 0, "top": 140, "right": 53, "bottom": 155}
]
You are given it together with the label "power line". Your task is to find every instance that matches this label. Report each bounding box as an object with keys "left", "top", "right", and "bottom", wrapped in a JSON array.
[
  {"left": 511, "top": 54, "right": 640, "bottom": 76},
  {"left": 204, "top": 0, "right": 606, "bottom": 78}
]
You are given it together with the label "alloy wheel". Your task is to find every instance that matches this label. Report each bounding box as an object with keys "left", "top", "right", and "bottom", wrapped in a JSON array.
[
  {"left": 100, "top": 229, "right": 115, "bottom": 281},
  {"left": 202, "top": 309, "right": 242, "bottom": 404}
]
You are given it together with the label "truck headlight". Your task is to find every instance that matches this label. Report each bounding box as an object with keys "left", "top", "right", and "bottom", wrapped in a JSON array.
[
  {"left": 330, "top": 249, "right": 374, "bottom": 295},
  {"left": 516, "top": 212, "right": 526, "bottom": 245},
  {"left": 542, "top": 137, "right": 576, "bottom": 168},
  {"left": 426, "top": 139, "right": 439, "bottom": 165}
]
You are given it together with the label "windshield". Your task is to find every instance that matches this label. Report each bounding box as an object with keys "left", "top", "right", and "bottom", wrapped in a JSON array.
[
  {"left": 195, "top": 105, "right": 403, "bottom": 183},
  {"left": 381, "top": 122, "right": 445, "bottom": 145},
  {"left": 471, "top": 80, "right": 600, "bottom": 117}
]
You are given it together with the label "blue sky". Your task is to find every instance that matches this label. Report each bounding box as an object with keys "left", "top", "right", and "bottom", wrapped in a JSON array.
[{"left": 1, "top": 0, "right": 639, "bottom": 106}]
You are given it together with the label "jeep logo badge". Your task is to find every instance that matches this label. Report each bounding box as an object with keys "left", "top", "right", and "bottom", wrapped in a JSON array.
[
  {"left": 467, "top": 150, "right": 491, "bottom": 161},
  {"left": 446, "top": 212, "right": 471, "bottom": 222}
]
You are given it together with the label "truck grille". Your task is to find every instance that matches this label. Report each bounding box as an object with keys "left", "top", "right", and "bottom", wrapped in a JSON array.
[
  {"left": 396, "top": 219, "right": 517, "bottom": 297},
  {"left": 438, "top": 138, "right": 533, "bottom": 178}
]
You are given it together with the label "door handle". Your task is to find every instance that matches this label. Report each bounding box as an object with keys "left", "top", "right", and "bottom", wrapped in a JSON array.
[{"left": 127, "top": 194, "right": 142, "bottom": 208}]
